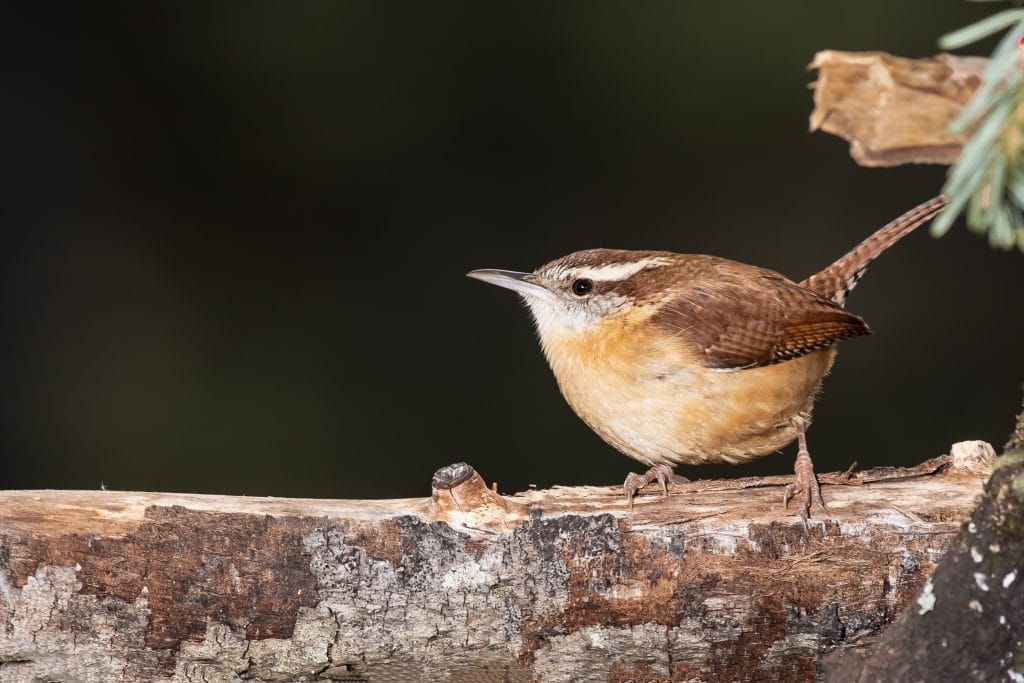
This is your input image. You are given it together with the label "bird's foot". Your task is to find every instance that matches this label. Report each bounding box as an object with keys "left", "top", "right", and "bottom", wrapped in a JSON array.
[
  {"left": 783, "top": 437, "right": 829, "bottom": 532},
  {"left": 623, "top": 464, "right": 688, "bottom": 511}
]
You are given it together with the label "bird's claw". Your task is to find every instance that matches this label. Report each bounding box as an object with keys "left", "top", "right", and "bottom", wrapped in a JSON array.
[
  {"left": 623, "top": 463, "right": 685, "bottom": 511},
  {"left": 784, "top": 448, "right": 829, "bottom": 532}
]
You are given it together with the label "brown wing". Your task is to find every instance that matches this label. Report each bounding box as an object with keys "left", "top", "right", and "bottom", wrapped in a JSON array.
[{"left": 649, "top": 257, "right": 871, "bottom": 370}]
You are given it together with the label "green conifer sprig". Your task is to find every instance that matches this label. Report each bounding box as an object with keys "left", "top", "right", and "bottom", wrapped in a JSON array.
[{"left": 933, "top": 8, "right": 1024, "bottom": 252}]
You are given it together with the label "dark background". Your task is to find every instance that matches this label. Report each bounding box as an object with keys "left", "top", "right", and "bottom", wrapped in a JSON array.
[{"left": 3, "top": 3, "right": 1021, "bottom": 499}]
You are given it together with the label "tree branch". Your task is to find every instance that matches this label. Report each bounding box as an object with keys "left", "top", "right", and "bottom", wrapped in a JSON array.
[{"left": 0, "top": 446, "right": 996, "bottom": 682}]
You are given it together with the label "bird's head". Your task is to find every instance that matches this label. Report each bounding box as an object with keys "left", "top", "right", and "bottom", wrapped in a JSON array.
[{"left": 468, "top": 249, "right": 677, "bottom": 340}]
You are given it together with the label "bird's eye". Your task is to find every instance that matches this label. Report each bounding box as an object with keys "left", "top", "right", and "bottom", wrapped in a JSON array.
[{"left": 571, "top": 278, "right": 593, "bottom": 297}]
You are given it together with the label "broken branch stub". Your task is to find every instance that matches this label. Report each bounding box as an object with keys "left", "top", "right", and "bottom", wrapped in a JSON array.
[
  {"left": 0, "top": 446, "right": 995, "bottom": 682},
  {"left": 809, "top": 50, "right": 987, "bottom": 166}
]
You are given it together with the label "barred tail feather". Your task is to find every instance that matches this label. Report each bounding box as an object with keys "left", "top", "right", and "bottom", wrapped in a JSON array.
[{"left": 801, "top": 196, "right": 949, "bottom": 307}]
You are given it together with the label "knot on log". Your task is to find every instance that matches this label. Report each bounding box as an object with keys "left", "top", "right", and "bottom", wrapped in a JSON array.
[{"left": 428, "top": 462, "right": 527, "bottom": 532}]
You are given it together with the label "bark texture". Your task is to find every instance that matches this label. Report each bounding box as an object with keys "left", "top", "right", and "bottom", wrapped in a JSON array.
[
  {"left": 0, "top": 446, "right": 996, "bottom": 682},
  {"left": 822, "top": 445, "right": 1024, "bottom": 682},
  {"left": 809, "top": 50, "right": 986, "bottom": 166}
]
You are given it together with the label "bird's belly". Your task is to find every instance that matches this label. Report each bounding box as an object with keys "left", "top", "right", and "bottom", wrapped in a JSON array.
[{"left": 554, "top": 348, "right": 836, "bottom": 467}]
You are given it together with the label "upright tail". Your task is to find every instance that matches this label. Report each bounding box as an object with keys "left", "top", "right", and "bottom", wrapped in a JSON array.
[{"left": 801, "top": 196, "right": 949, "bottom": 307}]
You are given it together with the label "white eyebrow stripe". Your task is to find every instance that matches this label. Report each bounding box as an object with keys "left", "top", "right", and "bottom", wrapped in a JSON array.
[{"left": 567, "top": 257, "right": 671, "bottom": 282}]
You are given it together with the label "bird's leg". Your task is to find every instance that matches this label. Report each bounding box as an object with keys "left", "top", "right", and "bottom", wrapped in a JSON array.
[
  {"left": 623, "top": 463, "right": 688, "bottom": 511},
  {"left": 783, "top": 415, "right": 829, "bottom": 531}
]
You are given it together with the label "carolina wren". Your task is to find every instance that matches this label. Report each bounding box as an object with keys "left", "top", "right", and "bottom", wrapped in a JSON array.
[{"left": 468, "top": 196, "right": 949, "bottom": 526}]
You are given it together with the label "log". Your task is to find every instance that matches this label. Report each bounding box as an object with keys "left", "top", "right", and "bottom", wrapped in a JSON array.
[{"left": 0, "top": 443, "right": 996, "bottom": 682}]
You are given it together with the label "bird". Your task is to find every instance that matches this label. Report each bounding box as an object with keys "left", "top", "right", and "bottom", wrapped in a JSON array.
[{"left": 467, "top": 196, "right": 949, "bottom": 527}]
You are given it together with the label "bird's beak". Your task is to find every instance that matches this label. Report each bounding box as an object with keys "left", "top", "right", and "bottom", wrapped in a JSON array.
[{"left": 466, "top": 269, "right": 555, "bottom": 301}]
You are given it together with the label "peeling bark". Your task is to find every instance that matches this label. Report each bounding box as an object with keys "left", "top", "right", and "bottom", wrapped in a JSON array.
[
  {"left": 809, "top": 50, "right": 987, "bottom": 166},
  {"left": 0, "top": 444, "right": 997, "bottom": 682}
]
